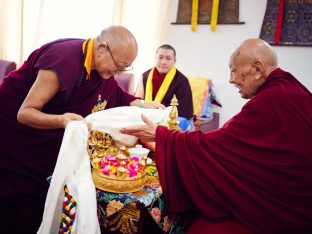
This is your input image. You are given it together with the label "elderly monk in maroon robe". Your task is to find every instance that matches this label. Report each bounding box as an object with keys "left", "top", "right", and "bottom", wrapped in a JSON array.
[
  {"left": 0, "top": 26, "right": 164, "bottom": 234},
  {"left": 135, "top": 44, "right": 194, "bottom": 120},
  {"left": 121, "top": 38, "right": 312, "bottom": 233}
]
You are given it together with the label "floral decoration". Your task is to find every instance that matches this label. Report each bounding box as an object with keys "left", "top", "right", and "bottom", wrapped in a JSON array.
[
  {"left": 150, "top": 207, "right": 161, "bottom": 224},
  {"left": 100, "top": 155, "right": 144, "bottom": 178}
]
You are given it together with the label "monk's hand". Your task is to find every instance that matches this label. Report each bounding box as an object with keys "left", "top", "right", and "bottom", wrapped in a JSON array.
[
  {"left": 120, "top": 114, "right": 157, "bottom": 142},
  {"left": 61, "top": 113, "right": 85, "bottom": 128},
  {"left": 143, "top": 101, "right": 165, "bottom": 109},
  {"left": 86, "top": 121, "right": 92, "bottom": 131}
]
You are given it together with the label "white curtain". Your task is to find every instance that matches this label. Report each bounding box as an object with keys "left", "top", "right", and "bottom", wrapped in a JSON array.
[
  {"left": 0, "top": 0, "right": 23, "bottom": 65},
  {"left": 1, "top": 0, "right": 171, "bottom": 85},
  {"left": 22, "top": 0, "right": 117, "bottom": 60},
  {"left": 117, "top": 0, "right": 171, "bottom": 86}
]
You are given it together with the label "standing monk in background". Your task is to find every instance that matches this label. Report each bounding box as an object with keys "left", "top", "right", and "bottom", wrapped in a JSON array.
[
  {"left": 121, "top": 38, "right": 312, "bottom": 233},
  {"left": 0, "top": 25, "right": 163, "bottom": 234}
]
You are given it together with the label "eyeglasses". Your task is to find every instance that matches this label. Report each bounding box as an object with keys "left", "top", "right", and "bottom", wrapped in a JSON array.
[{"left": 106, "top": 44, "right": 133, "bottom": 72}]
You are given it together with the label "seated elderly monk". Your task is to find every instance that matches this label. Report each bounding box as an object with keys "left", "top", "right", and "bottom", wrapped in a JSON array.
[{"left": 120, "top": 38, "right": 312, "bottom": 233}]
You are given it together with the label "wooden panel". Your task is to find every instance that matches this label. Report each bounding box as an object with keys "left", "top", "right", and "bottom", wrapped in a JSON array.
[{"left": 175, "top": 0, "right": 241, "bottom": 24}]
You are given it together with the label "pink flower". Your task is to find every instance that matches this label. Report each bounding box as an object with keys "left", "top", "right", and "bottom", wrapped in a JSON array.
[
  {"left": 132, "top": 156, "right": 139, "bottom": 161},
  {"left": 100, "top": 161, "right": 106, "bottom": 168},
  {"left": 106, "top": 155, "right": 116, "bottom": 161},
  {"left": 102, "top": 165, "right": 110, "bottom": 175},
  {"left": 100, "top": 155, "right": 144, "bottom": 177},
  {"left": 129, "top": 172, "right": 138, "bottom": 178}
]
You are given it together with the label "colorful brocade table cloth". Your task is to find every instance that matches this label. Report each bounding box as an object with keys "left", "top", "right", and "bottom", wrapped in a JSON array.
[{"left": 96, "top": 163, "right": 172, "bottom": 234}]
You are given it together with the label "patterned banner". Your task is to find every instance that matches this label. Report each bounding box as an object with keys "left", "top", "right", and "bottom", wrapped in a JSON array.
[{"left": 260, "top": 0, "right": 312, "bottom": 46}]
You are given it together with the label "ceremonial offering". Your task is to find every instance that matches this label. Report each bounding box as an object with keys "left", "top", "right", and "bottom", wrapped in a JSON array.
[
  {"left": 87, "top": 96, "right": 180, "bottom": 193},
  {"left": 88, "top": 131, "right": 148, "bottom": 193}
]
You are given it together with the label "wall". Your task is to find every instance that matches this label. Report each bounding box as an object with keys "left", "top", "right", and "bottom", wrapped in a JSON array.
[{"left": 163, "top": 0, "right": 312, "bottom": 125}]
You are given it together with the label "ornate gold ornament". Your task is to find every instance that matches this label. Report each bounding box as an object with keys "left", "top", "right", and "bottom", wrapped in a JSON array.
[
  {"left": 91, "top": 94, "right": 108, "bottom": 113},
  {"left": 167, "top": 94, "right": 181, "bottom": 130},
  {"left": 92, "top": 170, "right": 146, "bottom": 193},
  {"left": 88, "top": 130, "right": 147, "bottom": 193}
]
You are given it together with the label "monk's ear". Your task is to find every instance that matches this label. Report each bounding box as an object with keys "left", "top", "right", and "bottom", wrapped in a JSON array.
[
  {"left": 254, "top": 60, "right": 264, "bottom": 80},
  {"left": 98, "top": 42, "right": 107, "bottom": 53}
]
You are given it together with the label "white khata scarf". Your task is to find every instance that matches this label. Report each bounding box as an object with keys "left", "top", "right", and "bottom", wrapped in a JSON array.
[{"left": 38, "top": 106, "right": 171, "bottom": 233}]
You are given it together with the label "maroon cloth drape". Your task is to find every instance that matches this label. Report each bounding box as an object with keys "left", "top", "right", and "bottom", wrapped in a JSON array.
[
  {"left": 142, "top": 68, "right": 194, "bottom": 119},
  {"left": 156, "top": 68, "right": 312, "bottom": 233}
]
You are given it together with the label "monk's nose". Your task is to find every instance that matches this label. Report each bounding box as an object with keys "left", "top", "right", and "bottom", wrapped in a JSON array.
[{"left": 229, "top": 74, "right": 235, "bottom": 83}]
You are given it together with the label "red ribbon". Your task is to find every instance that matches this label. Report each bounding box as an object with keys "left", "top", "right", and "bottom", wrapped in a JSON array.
[{"left": 274, "top": 0, "right": 285, "bottom": 44}]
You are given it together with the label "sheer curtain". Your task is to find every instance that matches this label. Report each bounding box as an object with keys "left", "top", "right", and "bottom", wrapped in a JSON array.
[
  {"left": 0, "top": 0, "right": 23, "bottom": 64},
  {"left": 117, "top": 0, "right": 171, "bottom": 85},
  {"left": 23, "top": 0, "right": 117, "bottom": 60},
  {"left": 1, "top": 0, "right": 171, "bottom": 82}
]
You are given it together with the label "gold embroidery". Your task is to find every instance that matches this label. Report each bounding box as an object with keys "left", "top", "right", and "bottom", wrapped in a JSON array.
[{"left": 91, "top": 94, "right": 108, "bottom": 113}]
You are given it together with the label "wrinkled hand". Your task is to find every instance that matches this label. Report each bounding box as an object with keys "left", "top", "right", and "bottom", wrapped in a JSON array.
[
  {"left": 143, "top": 101, "right": 165, "bottom": 109},
  {"left": 61, "top": 113, "right": 92, "bottom": 130},
  {"left": 120, "top": 114, "right": 157, "bottom": 142}
]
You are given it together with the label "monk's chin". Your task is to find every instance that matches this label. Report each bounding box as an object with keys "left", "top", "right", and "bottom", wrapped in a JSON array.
[
  {"left": 239, "top": 91, "right": 247, "bottom": 99},
  {"left": 240, "top": 93, "right": 252, "bottom": 99},
  {"left": 101, "top": 74, "right": 111, "bottom": 80}
]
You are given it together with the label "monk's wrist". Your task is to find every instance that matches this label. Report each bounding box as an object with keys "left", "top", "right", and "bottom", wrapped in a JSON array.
[{"left": 138, "top": 99, "right": 144, "bottom": 108}]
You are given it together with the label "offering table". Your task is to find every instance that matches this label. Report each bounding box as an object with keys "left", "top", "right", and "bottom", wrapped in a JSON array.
[{"left": 96, "top": 162, "right": 168, "bottom": 234}]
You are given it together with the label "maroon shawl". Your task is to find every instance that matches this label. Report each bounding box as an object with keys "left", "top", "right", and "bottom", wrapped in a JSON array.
[{"left": 156, "top": 68, "right": 312, "bottom": 233}]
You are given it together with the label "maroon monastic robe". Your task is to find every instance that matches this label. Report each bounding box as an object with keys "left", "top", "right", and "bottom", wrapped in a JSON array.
[
  {"left": 156, "top": 68, "right": 312, "bottom": 233},
  {"left": 142, "top": 68, "right": 194, "bottom": 119},
  {"left": 0, "top": 39, "right": 137, "bottom": 232}
]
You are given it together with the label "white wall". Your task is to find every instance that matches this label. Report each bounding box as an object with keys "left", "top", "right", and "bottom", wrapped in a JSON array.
[{"left": 163, "top": 0, "right": 312, "bottom": 126}]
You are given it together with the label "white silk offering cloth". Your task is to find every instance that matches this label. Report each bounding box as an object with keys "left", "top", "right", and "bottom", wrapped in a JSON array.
[
  {"left": 86, "top": 106, "right": 171, "bottom": 146},
  {"left": 38, "top": 106, "right": 170, "bottom": 234}
]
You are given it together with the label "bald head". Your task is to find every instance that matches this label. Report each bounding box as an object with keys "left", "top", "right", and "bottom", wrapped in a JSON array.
[
  {"left": 230, "top": 38, "right": 278, "bottom": 74},
  {"left": 228, "top": 38, "right": 278, "bottom": 99},
  {"left": 92, "top": 26, "right": 138, "bottom": 79},
  {"left": 97, "top": 25, "right": 138, "bottom": 61}
]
